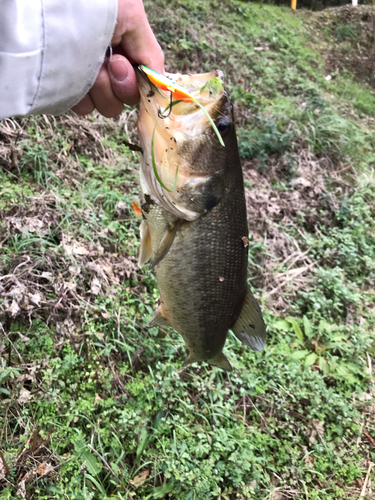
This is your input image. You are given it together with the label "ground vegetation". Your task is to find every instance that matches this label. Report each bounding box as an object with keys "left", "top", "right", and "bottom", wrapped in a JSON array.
[{"left": 1, "top": 3, "right": 375, "bottom": 499}]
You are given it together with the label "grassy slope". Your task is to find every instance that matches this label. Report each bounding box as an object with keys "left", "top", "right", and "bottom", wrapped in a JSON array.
[{"left": 1, "top": 2, "right": 375, "bottom": 499}]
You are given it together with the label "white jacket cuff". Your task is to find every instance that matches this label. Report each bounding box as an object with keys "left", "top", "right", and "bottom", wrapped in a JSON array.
[
  {"left": 32, "top": 0, "right": 117, "bottom": 115},
  {"left": 0, "top": 0, "right": 117, "bottom": 119}
]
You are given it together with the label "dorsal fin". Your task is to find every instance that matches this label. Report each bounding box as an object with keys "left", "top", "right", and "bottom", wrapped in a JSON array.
[{"left": 231, "top": 286, "right": 267, "bottom": 351}]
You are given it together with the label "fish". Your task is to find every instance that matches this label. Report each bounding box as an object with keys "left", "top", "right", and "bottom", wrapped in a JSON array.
[{"left": 136, "top": 66, "right": 266, "bottom": 371}]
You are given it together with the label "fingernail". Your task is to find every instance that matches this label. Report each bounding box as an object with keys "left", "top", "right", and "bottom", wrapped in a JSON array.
[{"left": 110, "top": 58, "right": 128, "bottom": 82}]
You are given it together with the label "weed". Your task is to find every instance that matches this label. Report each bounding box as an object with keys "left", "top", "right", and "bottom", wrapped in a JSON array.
[
  {"left": 238, "top": 115, "right": 295, "bottom": 164},
  {"left": 334, "top": 24, "right": 359, "bottom": 41},
  {"left": 20, "top": 143, "right": 60, "bottom": 188}
]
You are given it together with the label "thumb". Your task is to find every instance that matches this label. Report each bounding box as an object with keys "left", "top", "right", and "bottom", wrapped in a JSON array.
[
  {"left": 108, "top": 55, "right": 140, "bottom": 106},
  {"left": 113, "top": 0, "right": 164, "bottom": 75}
]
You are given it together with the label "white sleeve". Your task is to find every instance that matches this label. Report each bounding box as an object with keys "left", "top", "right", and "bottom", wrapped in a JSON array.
[{"left": 0, "top": 0, "right": 117, "bottom": 119}]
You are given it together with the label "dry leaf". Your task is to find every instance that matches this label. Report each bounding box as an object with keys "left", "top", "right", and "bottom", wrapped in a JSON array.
[
  {"left": 355, "top": 477, "right": 363, "bottom": 489},
  {"left": 7, "top": 298, "right": 21, "bottom": 317},
  {"left": 16, "top": 480, "right": 26, "bottom": 499},
  {"left": 129, "top": 469, "right": 150, "bottom": 488},
  {"left": 93, "top": 393, "right": 102, "bottom": 406},
  {"left": 35, "top": 462, "right": 54, "bottom": 476},
  {"left": 0, "top": 453, "right": 7, "bottom": 480},
  {"left": 359, "top": 392, "right": 373, "bottom": 401},
  {"left": 291, "top": 177, "right": 312, "bottom": 188},
  {"left": 25, "top": 217, "right": 45, "bottom": 233},
  {"left": 117, "top": 201, "right": 128, "bottom": 213},
  {"left": 87, "top": 260, "right": 119, "bottom": 285},
  {"left": 40, "top": 271, "right": 53, "bottom": 279},
  {"left": 309, "top": 420, "right": 324, "bottom": 447},
  {"left": 61, "top": 236, "right": 90, "bottom": 256},
  {"left": 68, "top": 266, "right": 81, "bottom": 277},
  {"left": 29, "top": 292, "right": 42, "bottom": 307},
  {"left": 56, "top": 319, "right": 77, "bottom": 337},
  {"left": 4, "top": 285, "right": 45, "bottom": 317},
  {"left": 18, "top": 365, "right": 37, "bottom": 384},
  {"left": 17, "top": 332, "right": 31, "bottom": 342},
  {"left": 90, "top": 277, "right": 101, "bottom": 295},
  {"left": 8, "top": 216, "right": 47, "bottom": 235},
  {"left": 18, "top": 388, "right": 32, "bottom": 405},
  {"left": 55, "top": 280, "right": 76, "bottom": 293},
  {"left": 36, "top": 462, "right": 47, "bottom": 475}
]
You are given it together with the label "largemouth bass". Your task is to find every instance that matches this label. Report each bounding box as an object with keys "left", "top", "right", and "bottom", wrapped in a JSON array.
[{"left": 136, "top": 66, "right": 266, "bottom": 371}]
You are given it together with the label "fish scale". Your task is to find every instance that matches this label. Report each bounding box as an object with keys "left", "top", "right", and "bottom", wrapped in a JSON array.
[{"left": 158, "top": 201, "right": 246, "bottom": 358}]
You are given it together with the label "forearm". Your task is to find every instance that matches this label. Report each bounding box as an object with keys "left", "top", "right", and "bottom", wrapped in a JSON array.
[{"left": 0, "top": 0, "right": 117, "bottom": 119}]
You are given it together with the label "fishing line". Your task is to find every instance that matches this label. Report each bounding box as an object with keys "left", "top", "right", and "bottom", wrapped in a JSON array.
[
  {"left": 151, "top": 90, "right": 225, "bottom": 192},
  {"left": 151, "top": 115, "right": 179, "bottom": 193}
]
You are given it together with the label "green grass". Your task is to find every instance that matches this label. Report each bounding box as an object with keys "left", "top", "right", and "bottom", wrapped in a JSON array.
[{"left": 1, "top": 2, "right": 375, "bottom": 499}]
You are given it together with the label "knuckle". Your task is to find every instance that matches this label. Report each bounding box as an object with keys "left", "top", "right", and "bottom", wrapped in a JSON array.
[
  {"left": 94, "top": 67, "right": 110, "bottom": 87},
  {"left": 99, "top": 102, "right": 123, "bottom": 118},
  {"left": 72, "top": 99, "right": 94, "bottom": 116}
]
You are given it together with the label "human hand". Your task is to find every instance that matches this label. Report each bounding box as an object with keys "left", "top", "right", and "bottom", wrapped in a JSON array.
[{"left": 72, "top": 0, "right": 164, "bottom": 117}]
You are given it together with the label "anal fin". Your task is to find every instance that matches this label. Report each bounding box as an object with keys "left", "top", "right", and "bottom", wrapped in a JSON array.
[
  {"left": 151, "top": 220, "right": 181, "bottom": 269},
  {"left": 231, "top": 286, "right": 267, "bottom": 352},
  {"left": 148, "top": 304, "right": 170, "bottom": 328},
  {"left": 138, "top": 220, "right": 153, "bottom": 268},
  {"left": 209, "top": 353, "right": 232, "bottom": 372}
]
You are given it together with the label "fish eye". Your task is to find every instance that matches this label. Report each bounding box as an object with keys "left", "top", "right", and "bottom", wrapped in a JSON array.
[{"left": 215, "top": 116, "right": 231, "bottom": 137}]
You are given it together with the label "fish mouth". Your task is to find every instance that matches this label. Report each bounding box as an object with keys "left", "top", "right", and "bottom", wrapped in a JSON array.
[
  {"left": 136, "top": 66, "right": 230, "bottom": 220},
  {"left": 136, "top": 66, "right": 228, "bottom": 122}
]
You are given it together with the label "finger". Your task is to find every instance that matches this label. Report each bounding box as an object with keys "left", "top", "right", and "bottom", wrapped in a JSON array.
[
  {"left": 89, "top": 65, "right": 125, "bottom": 117},
  {"left": 108, "top": 55, "right": 139, "bottom": 106},
  {"left": 71, "top": 94, "right": 95, "bottom": 115},
  {"left": 113, "top": 0, "right": 164, "bottom": 74}
]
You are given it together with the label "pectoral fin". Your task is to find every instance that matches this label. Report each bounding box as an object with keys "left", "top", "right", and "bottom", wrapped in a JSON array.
[
  {"left": 148, "top": 304, "right": 170, "bottom": 328},
  {"left": 138, "top": 220, "right": 153, "bottom": 268},
  {"left": 151, "top": 220, "right": 181, "bottom": 269},
  {"left": 231, "top": 287, "right": 267, "bottom": 351}
]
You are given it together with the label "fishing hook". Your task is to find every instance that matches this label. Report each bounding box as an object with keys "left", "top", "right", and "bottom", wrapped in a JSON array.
[{"left": 157, "top": 91, "right": 173, "bottom": 119}]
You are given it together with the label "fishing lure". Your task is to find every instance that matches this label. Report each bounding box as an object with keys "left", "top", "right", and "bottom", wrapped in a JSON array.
[
  {"left": 139, "top": 65, "right": 225, "bottom": 147},
  {"left": 139, "top": 65, "right": 196, "bottom": 102}
]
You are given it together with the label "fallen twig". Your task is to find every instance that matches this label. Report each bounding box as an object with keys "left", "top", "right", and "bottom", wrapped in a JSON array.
[
  {"left": 360, "top": 462, "right": 374, "bottom": 497},
  {"left": 87, "top": 445, "right": 120, "bottom": 482}
]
